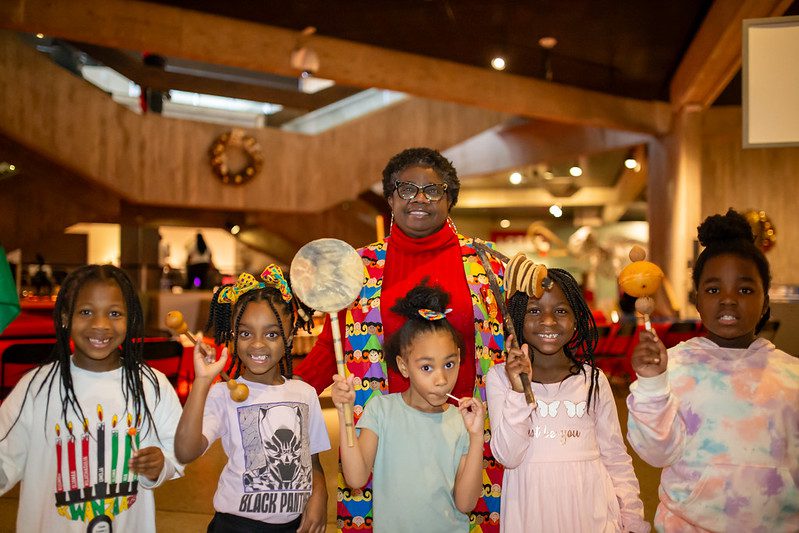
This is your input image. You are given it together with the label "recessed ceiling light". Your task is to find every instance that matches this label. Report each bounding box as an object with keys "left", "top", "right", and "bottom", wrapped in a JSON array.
[
  {"left": 491, "top": 57, "right": 506, "bottom": 71},
  {"left": 569, "top": 165, "right": 582, "bottom": 177},
  {"left": 35, "top": 33, "right": 45, "bottom": 39},
  {"left": 500, "top": 219, "right": 511, "bottom": 228},
  {"left": 538, "top": 36, "right": 558, "bottom": 49},
  {"left": 549, "top": 205, "right": 563, "bottom": 218},
  {"left": 509, "top": 172, "right": 522, "bottom": 185},
  {"left": 624, "top": 158, "right": 638, "bottom": 169},
  {"left": 230, "top": 225, "right": 241, "bottom": 235}
]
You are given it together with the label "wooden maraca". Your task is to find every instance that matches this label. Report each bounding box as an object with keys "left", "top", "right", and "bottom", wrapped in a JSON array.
[
  {"left": 165, "top": 311, "right": 249, "bottom": 402},
  {"left": 473, "top": 244, "right": 548, "bottom": 406},
  {"left": 618, "top": 245, "right": 664, "bottom": 332}
]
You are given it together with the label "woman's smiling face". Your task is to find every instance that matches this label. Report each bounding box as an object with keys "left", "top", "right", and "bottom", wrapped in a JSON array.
[{"left": 387, "top": 166, "right": 450, "bottom": 238}]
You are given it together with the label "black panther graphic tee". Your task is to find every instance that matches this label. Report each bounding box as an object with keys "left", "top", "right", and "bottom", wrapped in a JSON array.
[{"left": 201, "top": 377, "right": 330, "bottom": 524}]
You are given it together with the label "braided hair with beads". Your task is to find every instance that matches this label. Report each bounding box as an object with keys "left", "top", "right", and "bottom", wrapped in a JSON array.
[
  {"left": 206, "top": 272, "right": 314, "bottom": 380},
  {"left": 506, "top": 267, "right": 601, "bottom": 410},
  {"left": 2, "top": 265, "right": 161, "bottom": 441}
]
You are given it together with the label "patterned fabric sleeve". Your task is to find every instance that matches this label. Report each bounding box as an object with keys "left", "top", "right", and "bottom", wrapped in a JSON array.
[
  {"left": 292, "top": 316, "right": 337, "bottom": 395},
  {"left": 626, "top": 370, "right": 686, "bottom": 468}
]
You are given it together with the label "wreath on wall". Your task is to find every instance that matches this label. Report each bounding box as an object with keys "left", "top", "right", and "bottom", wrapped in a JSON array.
[{"left": 209, "top": 128, "right": 263, "bottom": 185}]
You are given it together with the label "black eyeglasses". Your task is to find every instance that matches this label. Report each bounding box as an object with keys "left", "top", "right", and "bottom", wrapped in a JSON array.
[{"left": 394, "top": 181, "right": 448, "bottom": 201}]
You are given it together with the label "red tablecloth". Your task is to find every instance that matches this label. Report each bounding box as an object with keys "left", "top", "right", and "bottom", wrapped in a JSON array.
[
  {"left": 1, "top": 309, "right": 56, "bottom": 338},
  {"left": 0, "top": 337, "right": 199, "bottom": 404}
]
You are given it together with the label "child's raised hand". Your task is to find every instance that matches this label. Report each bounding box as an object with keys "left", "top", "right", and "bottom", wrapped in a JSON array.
[
  {"left": 504, "top": 335, "right": 532, "bottom": 394},
  {"left": 193, "top": 336, "right": 228, "bottom": 381},
  {"left": 129, "top": 446, "right": 165, "bottom": 481},
  {"left": 631, "top": 330, "right": 667, "bottom": 378},
  {"left": 330, "top": 374, "right": 355, "bottom": 412},
  {"left": 458, "top": 397, "right": 486, "bottom": 437}
]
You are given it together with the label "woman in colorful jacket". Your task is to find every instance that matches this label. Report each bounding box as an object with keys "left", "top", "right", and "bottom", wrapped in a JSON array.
[{"left": 294, "top": 147, "right": 506, "bottom": 533}]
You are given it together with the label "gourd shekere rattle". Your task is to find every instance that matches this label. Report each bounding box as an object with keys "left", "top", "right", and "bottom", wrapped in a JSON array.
[
  {"left": 165, "top": 310, "right": 249, "bottom": 402},
  {"left": 617, "top": 245, "right": 664, "bottom": 332}
]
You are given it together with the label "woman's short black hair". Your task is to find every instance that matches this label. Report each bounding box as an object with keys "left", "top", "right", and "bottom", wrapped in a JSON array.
[
  {"left": 381, "top": 147, "right": 460, "bottom": 208},
  {"left": 693, "top": 208, "right": 772, "bottom": 332},
  {"left": 383, "top": 281, "right": 465, "bottom": 372}
]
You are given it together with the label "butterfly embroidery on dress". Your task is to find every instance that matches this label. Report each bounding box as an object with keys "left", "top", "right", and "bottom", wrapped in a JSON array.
[
  {"left": 564, "top": 400, "right": 587, "bottom": 418},
  {"left": 536, "top": 400, "right": 560, "bottom": 418}
]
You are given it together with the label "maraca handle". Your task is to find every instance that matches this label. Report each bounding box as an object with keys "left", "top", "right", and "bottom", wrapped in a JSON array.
[
  {"left": 182, "top": 329, "right": 197, "bottom": 345},
  {"left": 505, "top": 321, "right": 536, "bottom": 406},
  {"left": 330, "top": 313, "right": 354, "bottom": 447},
  {"left": 519, "top": 373, "right": 535, "bottom": 406}
]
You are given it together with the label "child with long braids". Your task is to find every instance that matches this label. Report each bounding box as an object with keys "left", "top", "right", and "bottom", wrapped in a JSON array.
[
  {"left": 330, "top": 282, "right": 485, "bottom": 533},
  {"left": 0, "top": 264, "right": 183, "bottom": 532},
  {"left": 486, "top": 268, "right": 648, "bottom": 532},
  {"left": 627, "top": 209, "right": 799, "bottom": 531},
  {"left": 175, "top": 265, "right": 330, "bottom": 533}
]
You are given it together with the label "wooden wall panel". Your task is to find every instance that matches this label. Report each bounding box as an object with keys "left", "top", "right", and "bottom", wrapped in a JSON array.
[
  {"left": 0, "top": 132, "right": 121, "bottom": 251},
  {"left": 0, "top": 31, "right": 507, "bottom": 214},
  {"left": 701, "top": 106, "right": 799, "bottom": 285}
]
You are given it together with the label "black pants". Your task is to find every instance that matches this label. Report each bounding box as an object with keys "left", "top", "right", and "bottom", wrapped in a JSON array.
[{"left": 207, "top": 512, "right": 301, "bottom": 533}]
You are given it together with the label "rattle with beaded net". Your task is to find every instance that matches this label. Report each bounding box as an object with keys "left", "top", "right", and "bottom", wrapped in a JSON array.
[{"left": 617, "top": 245, "right": 664, "bottom": 332}]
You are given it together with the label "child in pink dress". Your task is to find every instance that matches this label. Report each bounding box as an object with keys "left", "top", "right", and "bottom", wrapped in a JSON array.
[
  {"left": 486, "top": 268, "right": 648, "bottom": 532},
  {"left": 627, "top": 209, "right": 799, "bottom": 531}
]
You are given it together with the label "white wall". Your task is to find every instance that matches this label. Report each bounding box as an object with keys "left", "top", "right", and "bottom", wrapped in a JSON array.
[{"left": 66, "top": 223, "right": 121, "bottom": 265}]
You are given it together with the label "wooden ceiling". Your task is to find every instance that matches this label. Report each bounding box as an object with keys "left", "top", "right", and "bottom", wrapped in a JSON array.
[
  {"left": 151, "top": 0, "right": 713, "bottom": 102},
  {"left": 1, "top": 0, "right": 797, "bottom": 254}
]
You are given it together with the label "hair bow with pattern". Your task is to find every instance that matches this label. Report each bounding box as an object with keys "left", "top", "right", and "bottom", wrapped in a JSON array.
[
  {"left": 418, "top": 308, "right": 452, "bottom": 321},
  {"left": 261, "top": 264, "right": 292, "bottom": 302},
  {"left": 217, "top": 265, "right": 293, "bottom": 304},
  {"left": 217, "top": 272, "right": 263, "bottom": 304}
]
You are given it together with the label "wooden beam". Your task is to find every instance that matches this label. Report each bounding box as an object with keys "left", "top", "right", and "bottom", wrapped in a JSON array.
[
  {"left": 73, "top": 42, "right": 361, "bottom": 111},
  {"left": 670, "top": 0, "right": 793, "bottom": 110},
  {"left": 0, "top": 0, "right": 671, "bottom": 134}
]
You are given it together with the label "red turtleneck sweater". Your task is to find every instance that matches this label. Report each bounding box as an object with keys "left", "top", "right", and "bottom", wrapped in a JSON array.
[{"left": 293, "top": 223, "right": 477, "bottom": 398}]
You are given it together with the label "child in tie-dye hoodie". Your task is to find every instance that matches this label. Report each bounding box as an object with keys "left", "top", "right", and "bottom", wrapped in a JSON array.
[{"left": 627, "top": 209, "right": 799, "bottom": 532}]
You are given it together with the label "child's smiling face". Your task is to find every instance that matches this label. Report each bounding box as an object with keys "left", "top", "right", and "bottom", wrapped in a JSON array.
[
  {"left": 236, "top": 301, "right": 290, "bottom": 384},
  {"left": 523, "top": 283, "right": 575, "bottom": 358},
  {"left": 696, "top": 253, "right": 767, "bottom": 349},
  {"left": 70, "top": 280, "right": 127, "bottom": 372},
  {"left": 396, "top": 330, "right": 460, "bottom": 413}
]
